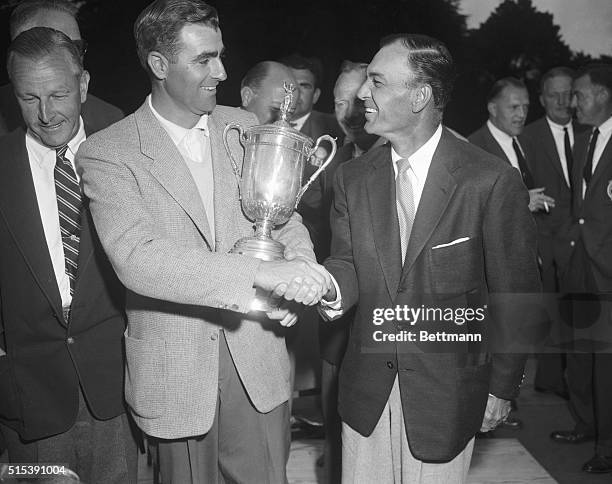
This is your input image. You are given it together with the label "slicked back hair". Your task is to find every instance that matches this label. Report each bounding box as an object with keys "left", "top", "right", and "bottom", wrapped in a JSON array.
[
  {"left": 240, "top": 61, "right": 275, "bottom": 91},
  {"left": 134, "top": 0, "right": 219, "bottom": 74},
  {"left": 380, "top": 33, "right": 456, "bottom": 111},
  {"left": 9, "top": 0, "right": 79, "bottom": 40},
  {"left": 577, "top": 63, "right": 612, "bottom": 94},
  {"left": 280, "top": 53, "right": 324, "bottom": 89},
  {"left": 7, "top": 26, "right": 83, "bottom": 79},
  {"left": 539, "top": 66, "right": 575, "bottom": 92},
  {"left": 487, "top": 77, "right": 527, "bottom": 103}
]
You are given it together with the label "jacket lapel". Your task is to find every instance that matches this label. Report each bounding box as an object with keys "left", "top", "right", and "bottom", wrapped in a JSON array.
[
  {"left": 1, "top": 130, "right": 63, "bottom": 317},
  {"left": 541, "top": 121, "right": 568, "bottom": 185},
  {"left": 485, "top": 126, "right": 511, "bottom": 164},
  {"left": 401, "top": 130, "right": 457, "bottom": 280},
  {"left": 135, "top": 103, "right": 214, "bottom": 250},
  {"left": 366, "top": 146, "right": 402, "bottom": 298},
  {"left": 587, "top": 136, "right": 612, "bottom": 195}
]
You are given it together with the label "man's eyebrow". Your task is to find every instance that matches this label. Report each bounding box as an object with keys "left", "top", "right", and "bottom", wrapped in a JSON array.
[{"left": 192, "top": 46, "right": 225, "bottom": 62}]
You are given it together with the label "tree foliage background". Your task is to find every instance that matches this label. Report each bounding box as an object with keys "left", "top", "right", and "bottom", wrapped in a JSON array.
[{"left": 0, "top": 0, "right": 608, "bottom": 134}]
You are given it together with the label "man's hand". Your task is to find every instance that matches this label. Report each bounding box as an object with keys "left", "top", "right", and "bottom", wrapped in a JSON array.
[
  {"left": 266, "top": 301, "right": 303, "bottom": 327},
  {"left": 528, "top": 187, "right": 555, "bottom": 213},
  {"left": 480, "top": 394, "right": 512, "bottom": 432},
  {"left": 255, "top": 257, "right": 332, "bottom": 306}
]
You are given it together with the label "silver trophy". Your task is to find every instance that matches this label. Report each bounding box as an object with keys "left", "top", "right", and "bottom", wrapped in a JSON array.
[{"left": 223, "top": 83, "right": 337, "bottom": 311}]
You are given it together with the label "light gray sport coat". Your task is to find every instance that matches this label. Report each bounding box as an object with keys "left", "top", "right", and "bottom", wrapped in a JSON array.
[{"left": 77, "top": 100, "right": 315, "bottom": 439}]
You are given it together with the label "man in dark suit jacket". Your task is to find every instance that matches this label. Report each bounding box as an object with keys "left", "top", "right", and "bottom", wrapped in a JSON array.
[
  {"left": 0, "top": 0, "right": 123, "bottom": 137},
  {"left": 0, "top": 28, "right": 136, "bottom": 483},
  {"left": 521, "top": 67, "right": 586, "bottom": 398},
  {"left": 318, "top": 34, "right": 540, "bottom": 482},
  {"left": 549, "top": 64, "right": 612, "bottom": 474}
]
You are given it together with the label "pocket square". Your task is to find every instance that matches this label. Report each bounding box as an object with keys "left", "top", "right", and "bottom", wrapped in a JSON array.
[{"left": 431, "top": 237, "right": 470, "bottom": 250}]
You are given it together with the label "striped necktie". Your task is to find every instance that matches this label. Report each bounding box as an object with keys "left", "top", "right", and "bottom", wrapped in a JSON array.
[
  {"left": 55, "top": 145, "right": 82, "bottom": 295},
  {"left": 396, "top": 158, "right": 415, "bottom": 263}
]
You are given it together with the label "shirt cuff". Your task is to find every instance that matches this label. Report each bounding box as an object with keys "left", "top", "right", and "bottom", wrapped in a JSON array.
[{"left": 318, "top": 275, "right": 344, "bottom": 320}]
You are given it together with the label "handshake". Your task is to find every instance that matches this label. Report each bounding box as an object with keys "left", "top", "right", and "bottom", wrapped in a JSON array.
[{"left": 254, "top": 254, "right": 335, "bottom": 307}]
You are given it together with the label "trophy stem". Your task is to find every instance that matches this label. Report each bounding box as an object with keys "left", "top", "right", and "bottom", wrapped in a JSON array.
[{"left": 254, "top": 219, "right": 274, "bottom": 239}]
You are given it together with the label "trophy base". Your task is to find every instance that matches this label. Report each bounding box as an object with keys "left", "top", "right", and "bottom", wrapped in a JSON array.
[{"left": 231, "top": 236, "right": 285, "bottom": 312}]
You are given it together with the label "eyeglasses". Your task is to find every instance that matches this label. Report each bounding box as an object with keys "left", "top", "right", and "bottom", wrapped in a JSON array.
[{"left": 72, "top": 39, "right": 88, "bottom": 57}]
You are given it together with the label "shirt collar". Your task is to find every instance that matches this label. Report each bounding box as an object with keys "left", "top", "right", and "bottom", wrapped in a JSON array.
[
  {"left": 25, "top": 117, "right": 86, "bottom": 167},
  {"left": 596, "top": 114, "right": 612, "bottom": 136},
  {"left": 487, "top": 119, "right": 514, "bottom": 144},
  {"left": 148, "top": 95, "right": 209, "bottom": 148},
  {"left": 546, "top": 116, "right": 572, "bottom": 132},
  {"left": 391, "top": 124, "right": 443, "bottom": 183},
  {"left": 291, "top": 112, "right": 311, "bottom": 131}
]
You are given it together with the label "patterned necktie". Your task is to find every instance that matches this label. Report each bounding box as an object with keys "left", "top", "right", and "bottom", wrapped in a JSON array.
[
  {"left": 512, "top": 137, "right": 534, "bottom": 189},
  {"left": 55, "top": 145, "right": 82, "bottom": 294},
  {"left": 583, "top": 127, "right": 600, "bottom": 187},
  {"left": 396, "top": 158, "right": 415, "bottom": 263},
  {"left": 563, "top": 127, "right": 574, "bottom": 189}
]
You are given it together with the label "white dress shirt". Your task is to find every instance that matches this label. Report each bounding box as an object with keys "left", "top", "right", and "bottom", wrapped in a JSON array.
[
  {"left": 321, "top": 125, "right": 443, "bottom": 317},
  {"left": 149, "top": 96, "right": 215, "bottom": 242},
  {"left": 545, "top": 117, "right": 574, "bottom": 187},
  {"left": 486, "top": 119, "right": 524, "bottom": 172},
  {"left": 291, "top": 112, "right": 311, "bottom": 131},
  {"left": 26, "top": 118, "right": 86, "bottom": 308}
]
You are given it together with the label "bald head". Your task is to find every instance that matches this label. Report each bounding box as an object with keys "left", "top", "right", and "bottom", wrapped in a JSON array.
[
  {"left": 10, "top": 0, "right": 81, "bottom": 41},
  {"left": 240, "top": 61, "right": 299, "bottom": 124}
]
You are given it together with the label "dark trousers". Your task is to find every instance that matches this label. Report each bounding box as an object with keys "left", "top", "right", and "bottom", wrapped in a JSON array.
[
  {"left": 156, "top": 332, "right": 290, "bottom": 484},
  {"left": 560, "top": 240, "right": 612, "bottom": 456},
  {"left": 2, "top": 390, "right": 138, "bottom": 484}
]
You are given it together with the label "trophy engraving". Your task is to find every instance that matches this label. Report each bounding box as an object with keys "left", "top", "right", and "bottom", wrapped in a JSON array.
[{"left": 223, "top": 83, "right": 337, "bottom": 311}]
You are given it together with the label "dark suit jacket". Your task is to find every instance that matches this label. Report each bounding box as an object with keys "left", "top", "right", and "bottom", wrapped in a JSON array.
[
  {"left": 325, "top": 128, "right": 541, "bottom": 461},
  {"left": 300, "top": 110, "right": 344, "bottom": 144},
  {"left": 468, "top": 124, "right": 509, "bottom": 163},
  {"left": 554, "top": 130, "right": 612, "bottom": 292},
  {"left": 520, "top": 118, "right": 587, "bottom": 288},
  {"left": 0, "top": 83, "right": 124, "bottom": 136},
  {"left": 0, "top": 126, "right": 127, "bottom": 441}
]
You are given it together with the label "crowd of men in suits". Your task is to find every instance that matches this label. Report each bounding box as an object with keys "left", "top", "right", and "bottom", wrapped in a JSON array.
[{"left": 0, "top": 0, "right": 611, "bottom": 483}]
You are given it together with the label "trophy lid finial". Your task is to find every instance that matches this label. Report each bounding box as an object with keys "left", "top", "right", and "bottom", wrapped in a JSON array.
[{"left": 277, "top": 82, "right": 296, "bottom": 127}]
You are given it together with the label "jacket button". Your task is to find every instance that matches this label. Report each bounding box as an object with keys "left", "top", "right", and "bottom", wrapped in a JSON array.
[
  {"left": 570, "top": 241, "right": 575, "bottom": 247},
  {"left": 386, "top": 361, "right": 394, "bottom": 369},
  {"left": 67, "top": 337, "right": 74, "bottom": 344},
  {"left": 210, "top": 333, "right": 218, "bottom": 341},
  {"left": 578, "top": 218, "right": 585, "bottom": 225}
]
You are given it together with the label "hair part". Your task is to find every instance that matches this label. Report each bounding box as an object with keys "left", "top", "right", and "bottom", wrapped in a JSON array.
[
  {"left": 487, "top": 77, "right": 527, "bottom": 103},
  {"left": 134, "top": 0, "right": 219, "bottom": 73},
  {"left": 7, "top": 26, "right": 83, "bottom": 79},
  {"left": 539, "top": 66, "right": 575, "bottom": 92},
  {"left": 280, "top": 53, "right": 324, "bottom": 88},
  {"left": 9, "top": 0, "right": 79, "bottom": 40}
]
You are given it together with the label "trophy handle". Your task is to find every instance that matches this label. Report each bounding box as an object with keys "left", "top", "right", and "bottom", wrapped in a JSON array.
[
  {"left": 295, "top": 134, "right": 338, "bottom": 207},
  {"left": 223, "top": 122, "right": 246, "bottom": 182}
]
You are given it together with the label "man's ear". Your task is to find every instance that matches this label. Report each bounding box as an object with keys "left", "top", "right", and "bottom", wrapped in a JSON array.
[
  {"left": 240, "top": 86, "right": 255, "bottom": 108},
  {"left": 313, "top": 87, "right": 321, "bottom": 105},
  {"left": 487, "top": 101, "right": 497, "bottom": 119},
  {"left": 411, "top": 84, "right": 432, "bottom": 113},
  {"left": 596, "top": 86, "right": 610, "bottom": 105},
  {"left": 79, "top": 69, "right": 90, "bottom": 104},
  {"left": 147, "top": 51, "right": 170, "bottom": 80}
]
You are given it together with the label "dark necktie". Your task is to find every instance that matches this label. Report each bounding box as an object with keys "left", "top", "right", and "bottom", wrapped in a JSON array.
[
  {"left": 55, "top": 145, "right": 82, "bottom": 295},
  {"left": 396, "top": 158, "right": 415, "bottom": 263},
  {"left": 512, "top": 137, "right": 534, "bottom": 189},
  {"left": 563, "top": 127, "right": 573, "bottom": 188},
  {"left": 583, "top": 127, "right": 600, "bottom": 187}
]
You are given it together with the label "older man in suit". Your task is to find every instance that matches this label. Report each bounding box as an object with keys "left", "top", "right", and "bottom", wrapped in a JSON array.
[
  {"left": 77, "top": 1, "right": 329, "bottom": 483},
  {"left": 549, "top": 63, "right": 612, "bottom": 474},
  {"left": 521, "top": 67, "right": 584, "bottom": 398},
  {"left": 0, "top": 0, "right": 123, "bottom": 137},
  {"left": 0, "top": 27, "right": 136, "bottom": 484},
  {"left": 317, "top": 34, "right": 540, "bottom": 483}
]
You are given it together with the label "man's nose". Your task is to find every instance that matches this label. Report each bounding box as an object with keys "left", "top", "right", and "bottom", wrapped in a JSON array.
[
  {"left": 38, "top": 99, "right": 52, "bottom": 123},
  {"left": 212, "top": 58, "right": 227, "bottom": 81},
  {"left": 357, "top": 80, "right": 370, "bottom": 101}
]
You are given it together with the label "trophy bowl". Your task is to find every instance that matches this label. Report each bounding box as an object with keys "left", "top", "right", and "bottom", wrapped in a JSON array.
[{"left": 223, "top": 85, "right": 337, "bottom": 311}]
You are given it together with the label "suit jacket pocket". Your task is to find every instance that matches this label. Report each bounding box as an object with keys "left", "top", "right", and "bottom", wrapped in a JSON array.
[
  {"left": 429, "top": 237, "right": 481, "bottom": 298},
  {"left": 124, "top": 333, "right": 167, "bottom": 419}
]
